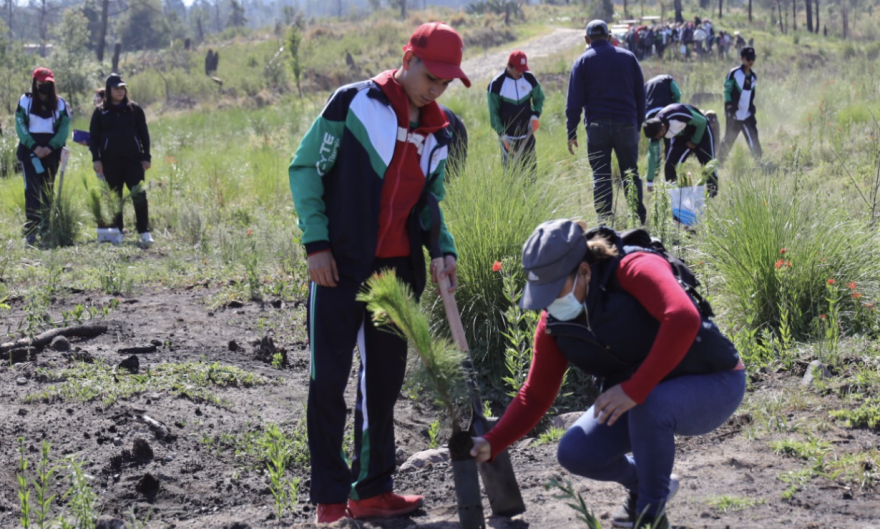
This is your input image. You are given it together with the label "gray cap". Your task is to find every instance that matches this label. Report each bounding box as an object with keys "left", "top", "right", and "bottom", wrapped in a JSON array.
[
  {"left": 520, "top": 219, "right": 588, "bottom": 310},
  {"left": 586, "top": 19, "right": 609, "bottom": 37}
]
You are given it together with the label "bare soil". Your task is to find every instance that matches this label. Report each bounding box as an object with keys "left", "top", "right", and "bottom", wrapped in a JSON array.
[{"left": 0, "top": 286, "right": 878, "bottom": 529}]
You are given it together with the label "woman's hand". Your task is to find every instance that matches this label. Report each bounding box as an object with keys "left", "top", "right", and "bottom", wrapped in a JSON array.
[
  {"left": 470, "top": 436, "right": 491, "bottom": 463},
  {"left": 93, "top": 161, "right": 103, "bottom": 174},
  {"left": 431, "top": 255, "right": 458, "bottom": 293},
  {"left": 141, "top": 161, "right": 151, "bottom": 171},
  {"left": 593, "top": 384, "right": 637, "bottom": 426}
]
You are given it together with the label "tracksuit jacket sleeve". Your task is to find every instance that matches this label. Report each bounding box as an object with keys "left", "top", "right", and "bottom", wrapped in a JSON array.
[
  {"left": 47, "top": 111, "right": 70, "bottom": 152},
  {"left": 688, "top": 110, "right": 708, "bottom": 144},
  {"left": 646, "top": 139, "right": 660, "bottom": 182},
  {"left": 633, "top": 61, "right": 646, "bottom": 126},
  {"left": 134, "top": 105, "right": 151, "bottom": 162},
  {"left": 288, "top": 111, "right": 345, "bottom": 256},
  {"left": 89, "top": 109, "right": 102, "bottom": 162},
  {"left": 670, "top": 80, "right": 682, "bottom": 103},
  {"left": 487, "top": 91, "right": 505, "bottom": 136},
  {"left": 565, "top": 61, "right": 584, "bottom": 141},
  {"left": 531, "top": 81, "right": 545, "bottom": 117},
  {"left": 418, "top": 167, "right": 458, "bottom": 258},
  {"left": 482, "top": 312, "right": 569, "bottom": 460},
  {"left": 14, "top": 103, "right": 36, "bottom": 150},
  {"left": 616, "top": 253, "right": 702, "bottom": 404},
  {"left": 724, "top": 73, "right": 736, "bottom": 106}
]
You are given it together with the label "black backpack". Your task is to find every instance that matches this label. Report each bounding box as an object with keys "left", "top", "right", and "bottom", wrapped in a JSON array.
[{"left": 585, "top": 227, "right": 715, "bottom": 318}]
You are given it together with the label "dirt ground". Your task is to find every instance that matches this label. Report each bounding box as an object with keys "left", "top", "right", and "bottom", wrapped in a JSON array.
[{"left": 1, "top": 287, "right": 879, "bottom": 529}]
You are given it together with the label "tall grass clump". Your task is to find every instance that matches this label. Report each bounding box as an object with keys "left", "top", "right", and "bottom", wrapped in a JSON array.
[
  {"left": 702, "top": 170, "right": 880, "bottom": 343},
  {"left": 41, "top": 182, "right": 80, "bottom": 248},
  {"left": 437, "top": 147, "right": 568, "bottom": 378}
]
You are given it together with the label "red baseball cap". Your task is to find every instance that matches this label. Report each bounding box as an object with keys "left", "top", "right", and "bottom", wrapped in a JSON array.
[
  {"left": 32, "top": 67, "right": 55, "bottom": 83},
  {"left": 405, "top": 22, "right": 471, "bottom": 88},
  {"left": 508, "top": 50, "right": 528, "bottom": 72}
]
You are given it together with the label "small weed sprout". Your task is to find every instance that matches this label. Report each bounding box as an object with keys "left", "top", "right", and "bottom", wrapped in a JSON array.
[
  {"left": 544, "top": 478, "right": 602, "bottom": 528},
  {"left": 61, "top": 457, "right": 98, "bottom": 529},
  {"left": 18, "top": 438, "right": 31, "bottom": 529},
  {"left": 33, "top": 440, "right": 58, "bottom": 529},
  {"left": 264, "top": 423, "right": 301, "bottom": 520},
  {"left": 271, "top": 351, "right": 285, "bottom": 369},
  {"left": 535, "top": 426, "right": 565, "bottom": 446},
  {"left": 427, "top": 419, "right": 441, "bottom": 449},
  {"left": 499, "top": 257, "right": 538, "bottom": 398}
]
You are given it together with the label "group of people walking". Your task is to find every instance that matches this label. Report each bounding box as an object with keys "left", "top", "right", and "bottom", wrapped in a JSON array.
[
  {"left": 621, "top": 17, "right": 749, "bottom": 61},
  {"left": 288, "top": 18, "right": 752, "bottom": 529},
  {"left": 14, "top": 68, "right": 153, "bottom": 247}
]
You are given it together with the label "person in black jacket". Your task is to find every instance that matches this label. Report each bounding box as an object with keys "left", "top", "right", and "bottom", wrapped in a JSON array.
[
  {"left": 89, "top": 73, "right": 153, "bottom": 247},
  {"left": 439, "top": 104, "right": 468, "bottom": 179}
]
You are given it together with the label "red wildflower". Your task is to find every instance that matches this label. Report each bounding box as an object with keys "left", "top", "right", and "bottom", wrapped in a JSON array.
[
  {"left": 847, "top": 282, "right": 857, "bottom": 290},
  {"left": 775, "top": 259, "right": 785, "bottom": 269},
  {"left": 246, "top": 229, "right": 253, "bottom": 236},
  {"left": 779, "top": 248, "right": 787, "bottom": 254},
  {"left": 853, "top": 292, "right": 863, "bottom": 300},
  {"left": 820, "top": 314, "right": 827, "bottom": 320},
  {"left": 786, "top": 261, "right": 792, "bottom": 267},
  {"left": 165, "top": 156, "right": 178, "bottom": 165},
  {"left": 492, "top": 261, "right": 502, "bottom": 273},
  {"left": 827, "top": 279, "right": 836, "bottom": 285}
]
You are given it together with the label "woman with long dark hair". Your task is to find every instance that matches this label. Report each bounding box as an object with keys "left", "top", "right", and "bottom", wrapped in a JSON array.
[
  {"left": 14, "top": 67, "right": 71, "bottom": 245},
  {"left": 89, "top": 73, "right": 153, "bottom": 247}
]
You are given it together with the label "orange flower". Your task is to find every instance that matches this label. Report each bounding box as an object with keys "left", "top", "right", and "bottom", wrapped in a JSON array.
[
  {"left": 246, "top": 229, "right": 253, "bottom": 236},
  {"left": 853, "top": 292, "right": 863, "bottom": 299},
  {"left": 779, "top": 248, "right": 787, "bottom": 254},
  {"left": 165, "top": 156, "right": 178, "bottom": 165},
  {"left": 775, "top": 259, "right": 785, "bottom": 269},
  {"left": 819, "top": 314, "right": 827, "bottom": 320},
  {"left": 827, "top": 279, "right": 836, "bottom": 285},
  {"left": 492, "top": 261, "right": 502, "bottom": 273},
  {"left": 786, "top": 261, "right": 792, "bottom": 267},
  {"left": 847, "top": 282, "right": 857, "bottom": 290}
]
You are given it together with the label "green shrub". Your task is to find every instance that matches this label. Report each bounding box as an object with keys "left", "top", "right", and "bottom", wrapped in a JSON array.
[{"left": 701, "top": 171, "right": 880, "bottom": 341}]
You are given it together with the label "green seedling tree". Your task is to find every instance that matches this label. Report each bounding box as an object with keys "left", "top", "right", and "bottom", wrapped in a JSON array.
[
  {"left": 358, "top": 271, "right": 469, "bottom": 441},
  {"left": 85, "top": 179, "right": 144, "bottom": 229}
]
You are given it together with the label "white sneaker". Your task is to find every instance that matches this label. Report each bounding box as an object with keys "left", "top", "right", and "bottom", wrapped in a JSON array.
[{"left": 140, "top": 232, "right": 154, "bottom": 248}]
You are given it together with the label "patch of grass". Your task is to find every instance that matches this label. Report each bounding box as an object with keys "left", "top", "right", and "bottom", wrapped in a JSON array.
[
  {"left": 705, "top": 495, "right": 765, "bottom": 512},
  {"left": 24, "top": 360, "right": 268, "bottom": 407},
  {"left": 830, "top": 398, "right": 880, "bottom": 430},
  {"left": 770, "top": 437, "right": 833, "bottom": 460},
  {"left": 535, "top": 426, "right": 565, "bottom": 446}
]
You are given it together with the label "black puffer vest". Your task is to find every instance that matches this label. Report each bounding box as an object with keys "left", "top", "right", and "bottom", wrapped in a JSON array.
[{"left": 544, "top": 247, "right": 740, "bottom": 390}]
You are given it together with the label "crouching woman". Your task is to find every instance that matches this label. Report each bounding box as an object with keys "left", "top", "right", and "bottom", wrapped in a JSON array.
[{"left": 471, "top": 219, "right": 745, "bottom": 529}]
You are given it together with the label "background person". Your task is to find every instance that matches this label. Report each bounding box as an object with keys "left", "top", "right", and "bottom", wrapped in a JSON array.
[
  {"left": 288, "top": 22, "right": 468, "bottom": 524},
  {"left": 643, "top": 75, "right": 682, "bottom": 190},
  {"left": 719, "top": 46, "right": 762, "bottom": 162},
  {"left": 471, "top": 219, "right": 745, "bottom": 529},
  {"left": 89, "top": 73, "right": 154, "bottom": 247},
  {"left": 566, "top": 20, "right": 647, "bottom": 224},
  {"left": 439, "top": 104, "right": 468, "bottom": 179},
  {"left": 487, "top": 50, "right": 544, "bottom": 176},
  {"left": 14, "top": 67, "right": 71, "bottom": 246},
  {"left": 643, "top": 103, "right": 719, "bottom": 197}
]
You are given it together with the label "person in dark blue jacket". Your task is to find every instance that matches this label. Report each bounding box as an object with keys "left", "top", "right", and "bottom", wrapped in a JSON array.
[{"left": 566, "top": 20, "right": 647, "bottom": 225}]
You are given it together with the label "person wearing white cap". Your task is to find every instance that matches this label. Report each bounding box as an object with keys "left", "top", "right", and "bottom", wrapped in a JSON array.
[{"left": 470, "top": 219, "right": 746, "bottom": 529}]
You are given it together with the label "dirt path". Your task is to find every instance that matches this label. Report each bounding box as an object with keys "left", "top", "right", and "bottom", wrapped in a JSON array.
[{"left": 460, "top": 27, "right": 583, "bottom": 83}]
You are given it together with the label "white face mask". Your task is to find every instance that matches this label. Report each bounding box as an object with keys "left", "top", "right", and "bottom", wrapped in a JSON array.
[{"left": 547, "top": 275, "right": 584, "bottom": 321}]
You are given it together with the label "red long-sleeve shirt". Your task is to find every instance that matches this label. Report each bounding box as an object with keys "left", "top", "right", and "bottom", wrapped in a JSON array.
[{"left": 484, "top": 252, "right": 713, "bottom": 459}]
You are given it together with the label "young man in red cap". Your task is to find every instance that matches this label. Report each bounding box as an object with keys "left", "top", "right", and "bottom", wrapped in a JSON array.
[
  {"left": 288, "top": 22, "right": 470, "bottom": 524},
  {"left": 487, "top": 50, "right": 545, "bottom": 176}
]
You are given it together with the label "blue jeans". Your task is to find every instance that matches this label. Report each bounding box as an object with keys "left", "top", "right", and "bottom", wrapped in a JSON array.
[
  {"left": 557, "top": 369, "right": 746, "bottom": 519},
  {"left": 586, "top": 120, "right": 647, "bottom": 224}
]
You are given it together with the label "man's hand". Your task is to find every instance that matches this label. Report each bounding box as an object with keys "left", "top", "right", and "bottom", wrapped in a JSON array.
[
  {"left": 431, "top": 255, "right": 458, "bottom": 293},
  {"left": 530, "top": 115, "right": 540, "bottom": 133},
  {"left": 686, "top": 141, "right": 698, "bottom": 151},
  {"left": 593, "top": 384, "right": 637, "bottom": 426},
  {"left": 567, "top": 138, "right": 579, "bottom": 155},
  {"left": 34, "top": 146, "right": 50, "bottom": 158},
  {"left": 93, "top": 161, "right": 104, "bottom": 174},
  {"left": 725, "top": 103, "right": 734, "bottom": 114},
  {"left": 501, "top": 136, "right": 511, "bottom": 153},
  {"left": 646, "top": 181, "right": 654, "bottom": 193},
  {"left": 308, "top": 251, "right": 339, "bottom": 287},
  {"left": 470, "top": 436, "right": 491, "bottom": 463},
  {"left": 142, "top": 161, "right": 151, "bottom": 171}
]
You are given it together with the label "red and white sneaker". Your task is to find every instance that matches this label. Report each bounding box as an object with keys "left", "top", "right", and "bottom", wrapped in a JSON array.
[
  {"left": 348, "top": 491, "right": 424, "bottom": 519},
  {"left": 315, "top": 503, "right": 351, "bottom": 524}
]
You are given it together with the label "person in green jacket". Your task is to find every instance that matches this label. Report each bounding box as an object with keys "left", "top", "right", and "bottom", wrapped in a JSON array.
[
  {"left": 644, "top": 75, "right": 682, "bottom": 191},
  {"left": 719, "top": 46, "right": 762, "bottom": 162},
  {"left": 643, "top": 103, "right": 718, "bottom": 197},
  {"left": 487, "top": 50, "right": 544, "bottom": 176},
  {"left": 14, "top": 67, "right": 71, "bottom": 245}
]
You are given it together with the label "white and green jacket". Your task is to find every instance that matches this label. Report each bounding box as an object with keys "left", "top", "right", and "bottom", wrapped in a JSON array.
[{"left": 487, "top": 70, "right": 545, "bottom": 138}]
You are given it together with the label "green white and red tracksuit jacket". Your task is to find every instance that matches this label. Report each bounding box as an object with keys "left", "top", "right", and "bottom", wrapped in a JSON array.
[{"left": 288, "top": 70, "right": 457, "bottom": 290}]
